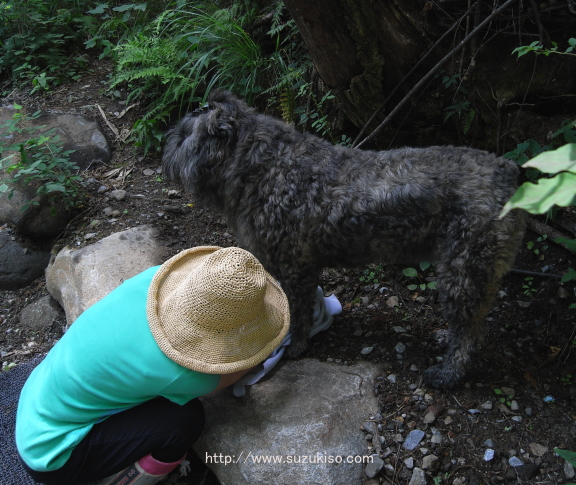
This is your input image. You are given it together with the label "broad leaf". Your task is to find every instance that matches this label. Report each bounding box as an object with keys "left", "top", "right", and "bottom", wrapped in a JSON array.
[
  {"left": 555, "top": 448, "right": 576, "bottom": 467},
  {"left": 402, "top": 268, "right": 418, "bottom": 277},
  {"left": 554, "top": 237, "right": 576, "bottom": 254},
  {"left": 561, "top": 267, "right": 576, "bottom": 283},
  {"left": 522, "top": 144, "right": 576, "bottom": 174},
  {"left": 500, "top": 172, "right": 576, "bottom": 217},
  {"left": 87, "top": 4, "right": 108, "bottom": 14}
]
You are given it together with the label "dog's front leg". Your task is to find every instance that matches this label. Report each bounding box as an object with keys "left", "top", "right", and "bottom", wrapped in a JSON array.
[{"left": 280, "top": 275, "right": 319, "bottom": 358}]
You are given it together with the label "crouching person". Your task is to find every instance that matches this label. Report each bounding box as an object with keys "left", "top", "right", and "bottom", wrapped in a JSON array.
[{"left": 16, "top": 246, "right": 289, "bottom": 485}]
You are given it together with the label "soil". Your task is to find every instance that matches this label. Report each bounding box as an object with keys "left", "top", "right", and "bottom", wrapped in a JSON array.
[{"left": 1, "top": 59, "right": 576, "bottom": 485}]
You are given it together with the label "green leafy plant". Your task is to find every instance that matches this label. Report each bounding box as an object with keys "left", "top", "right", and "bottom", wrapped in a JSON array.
[
  {"left": 444, "top": 100, "right": 475, "bottom": 135},
  {"left": 501, "top": 144, "right": 576, "bottom": 285},
  {"left": 504, "top": 139, "right": 553, "bottom": 181},
  {"left": 560, "top": 374, "right": 573, "bottom": 384},
  {"left": 359, "top": 264, "right": 385, "bottom": 284},
  {"left": 493, "top": 388, "right": 513, "bottom": 407},
  {"left": 0, "top": 105, "right": 82, "bottom": 210},
  {"left": 0, "top": 0, "right": 95, "bottom": 91},
  {"left": 522, "top": 276, "right": 537, "bottom": 297},
  {"left": 438, "top": 69, "right": 476, "bottom": 136},
  {"left": 513, "top": 38, "right": 576, "bottom": 58},
  {"left": 403, "top": 263, "right": 437, "bottom": 291},
  {"left": 525, "top": 235, "right": 548, "bottom": 256},
  {"left": 84, "top": 2, "right": 155, "bottom": 60},
  {"left": 108, "top": 2, "right": 267, "bottom": 152},
  {"left": 501, "top": 144, "right": 576, "bottom": 216}
]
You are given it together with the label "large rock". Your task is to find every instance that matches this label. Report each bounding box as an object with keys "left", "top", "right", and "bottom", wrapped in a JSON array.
[
  {"left": 0, "top": 106, "right": 110, "bottom": 236},
  {"left": 0, "top": 231, "right": 51, "bottom": 290},
  {"left": 0, "top": 172, "right": 70, "bottom": 238},
  {"left": 20, "top": 295, "right": 63, "bottom": 330},
  {"left": 0, "top": 153, "right": 69, "bottom": 238},
  {"left": 196, "top": 358, "right": 381, "bottom": 485},
  {"left": 0, "top": 106, "right": 110, "bottom": 170},
  {"left": 45, "top": 225, "right": 169, "bottom": 325}
]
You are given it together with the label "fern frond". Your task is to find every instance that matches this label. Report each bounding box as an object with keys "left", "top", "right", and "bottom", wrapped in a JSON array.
[{"left": 279, "top": 87, "right": 295, "bottom": 124}]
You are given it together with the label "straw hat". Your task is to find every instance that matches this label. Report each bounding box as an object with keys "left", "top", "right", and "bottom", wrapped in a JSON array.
[{"left": 147, "top": 246, "right": 290, "bottom": 374}]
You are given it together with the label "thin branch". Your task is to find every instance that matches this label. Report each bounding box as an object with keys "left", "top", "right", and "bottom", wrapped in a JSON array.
[
  {"left": 527, "top": 0, "right": 548, "bottom": 46},
  {"left": 351, "top": 3, "right": 477, "bottom": 148},
  {"left": 354, "top": 0, "right": 516, "bottom": 149},
  {"left": 509, "top": 269, "right": 563, "bottom": 279}
]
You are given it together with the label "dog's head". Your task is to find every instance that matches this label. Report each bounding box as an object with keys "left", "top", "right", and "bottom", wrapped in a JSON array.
[{"left": 162, "top": 90, "right": 253, "bottom": 203}]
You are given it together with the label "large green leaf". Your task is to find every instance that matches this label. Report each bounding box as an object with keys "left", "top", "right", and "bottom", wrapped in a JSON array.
[
  {"left": 555, "top": 448, "right": 576, "bottom": 467},
  {"left": 522, "top": 143, "right": 576, "bottom": 174},
  {"left": 500, "top": 172, "right": 576, "bottom": 217}
]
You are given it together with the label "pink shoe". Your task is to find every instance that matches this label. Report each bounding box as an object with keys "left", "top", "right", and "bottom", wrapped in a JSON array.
[{"left": 98, "top": 453, "right": 188, "bottom": 485}]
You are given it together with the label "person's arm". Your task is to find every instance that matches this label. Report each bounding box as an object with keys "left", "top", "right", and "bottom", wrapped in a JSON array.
[{"left": 205, "top": 366, "right": 258, "bottom": 395}]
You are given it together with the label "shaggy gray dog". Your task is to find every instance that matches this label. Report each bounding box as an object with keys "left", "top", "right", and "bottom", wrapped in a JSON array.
[{"left": 163, "top": 90, "right": 526, "bottom": 389}]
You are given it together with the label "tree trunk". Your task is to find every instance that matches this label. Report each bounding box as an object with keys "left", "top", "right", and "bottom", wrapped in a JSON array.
[{"left": 283, "top": 0, "right": 576, "bottom": 151}]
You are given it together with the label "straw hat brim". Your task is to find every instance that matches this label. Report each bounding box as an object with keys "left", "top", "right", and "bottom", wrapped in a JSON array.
[{"left": 147, "top": 246, "right": 290, "bottom": 374}]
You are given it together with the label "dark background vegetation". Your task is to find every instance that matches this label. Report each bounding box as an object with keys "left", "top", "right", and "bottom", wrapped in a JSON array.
[{"left": 2, "top": 0, "right": 576, "bottom": 155}]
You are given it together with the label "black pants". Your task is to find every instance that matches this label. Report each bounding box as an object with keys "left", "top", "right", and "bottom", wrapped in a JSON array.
[{"left": 20, "top": 397, "right": 205, "bottom": 485}]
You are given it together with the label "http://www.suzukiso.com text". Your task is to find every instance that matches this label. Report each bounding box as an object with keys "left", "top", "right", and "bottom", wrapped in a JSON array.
[{"left": 205, "top": 452, "right": 374, "bottom": 465}]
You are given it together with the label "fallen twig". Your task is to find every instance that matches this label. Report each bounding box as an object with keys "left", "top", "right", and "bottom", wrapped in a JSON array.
[
  {"left": 527, "top": 217, "right": 574, "bottom": 253},
  {"left": 116, "top": 103, "right": 139, "bottom": 120},
  {"left": 96, "top": 104, "right": 120, "bottom": 138}
]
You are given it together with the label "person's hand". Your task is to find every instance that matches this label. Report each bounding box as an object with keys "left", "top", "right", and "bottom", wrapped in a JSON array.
[{"left": 204, "top": 366, "right": 259, "bottom": 395}]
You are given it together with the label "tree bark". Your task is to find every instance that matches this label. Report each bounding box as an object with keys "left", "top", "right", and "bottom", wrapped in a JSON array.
[{"left": 283, "top": 0, "right": 576, "bottom": 150}]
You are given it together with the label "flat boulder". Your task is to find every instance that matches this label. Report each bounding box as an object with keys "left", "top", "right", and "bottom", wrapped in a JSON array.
[{"left": 196, "top": 358, "right": 381, "bottom": 485}]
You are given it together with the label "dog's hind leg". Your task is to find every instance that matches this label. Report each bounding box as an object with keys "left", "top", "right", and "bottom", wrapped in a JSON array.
[
  {"left": 280, "top": 273, "right": 320, "bottom": 358},
  {"left": 422, "top": 214, "right": 525, "bottom": 388}
]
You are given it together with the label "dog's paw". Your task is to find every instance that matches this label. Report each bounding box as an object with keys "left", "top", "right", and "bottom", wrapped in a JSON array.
[
  {"left": 422, "top": 365, "right": 461, "bottom": 389},
  {"left": 286, "top": 338, "right": 309, "bottom": 358}
]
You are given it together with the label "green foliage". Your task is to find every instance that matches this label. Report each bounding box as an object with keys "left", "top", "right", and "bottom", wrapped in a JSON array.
[
  {"left": 501, "top": 144, "right": 576, "bottom": 216},
  {"left": 108, "top": 2, "right": 266, "bottom": 152},
  {"left": 504, "top": 120, "right": 575, "bottom": 186},
  {"left": 359, "top": 264, "right": 385, "bottom": 284},
  {"left": 502, "top": 144, "right": 576, "bottom": 287},
  {"left": 403, "top": 263, "right": 437, "bottom": 292},
  {"left": 522, "top": 276, "right": 537, "bottom": 297},
  {"left": 513, "top": 38, "right": 576, "bottom": 58},
  {"left": 493, "top": 388, "right": 513, "bottom": 407},
  {"left": 0, "top": 105, "right": 83, "bottom": 210},
  {"left": 525, "top": 235, "right": 548, "bottom": 256},
  {"left": 438, "top": 70, "right": 476, "bottom": 136},
  {"left": 504, "top": 139, "right": 553, "bottom": 181},
  {"left": 0, "top": 0, "right": 97, "bottom": 90},
  {"left": 84, "top": 2, "right": 159, "bottom": 60}
]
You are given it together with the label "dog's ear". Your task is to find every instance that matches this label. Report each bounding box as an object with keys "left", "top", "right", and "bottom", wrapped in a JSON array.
[
  {"left": 205, "top": 89, "right": 250, "bottom": 138},
  {"left": 205, "top": 106, "right": 236, "bottom": 138}
]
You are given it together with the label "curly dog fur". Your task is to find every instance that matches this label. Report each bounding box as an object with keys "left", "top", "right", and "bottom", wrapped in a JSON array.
[{"left": 162, "top": 90, "right": 526, "bottom": 388}]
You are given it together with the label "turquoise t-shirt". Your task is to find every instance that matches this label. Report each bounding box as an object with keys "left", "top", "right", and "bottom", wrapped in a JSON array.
[{"left": 16, "top": 266, "right": 220, "bottom": 472}]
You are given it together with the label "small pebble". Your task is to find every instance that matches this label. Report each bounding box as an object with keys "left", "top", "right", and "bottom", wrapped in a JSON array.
[
  {"left": 403, "top": 429, "right": 425, "bottom": 450},
  {"left": 394, "top": 342, "right": 406, "bottom": 354}
]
